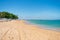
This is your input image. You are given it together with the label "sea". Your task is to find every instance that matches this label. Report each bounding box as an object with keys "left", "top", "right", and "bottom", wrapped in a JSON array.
[{"left": 27, "top": 20, "right": 60, "bottom": 31}]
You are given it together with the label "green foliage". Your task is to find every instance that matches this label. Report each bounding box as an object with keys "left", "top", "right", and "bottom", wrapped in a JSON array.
[{"left": 0, "top": 12, "right": 18, "bottom": 19}]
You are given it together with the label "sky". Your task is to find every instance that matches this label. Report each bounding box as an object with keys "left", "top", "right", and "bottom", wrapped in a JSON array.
[{"left": 0, "top": 0, "right": 60, "bottom": 20}]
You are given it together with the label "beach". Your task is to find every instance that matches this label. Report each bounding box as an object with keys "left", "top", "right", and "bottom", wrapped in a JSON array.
[{"left": 0, "top": 20, "right": 60, "bottom": 40}]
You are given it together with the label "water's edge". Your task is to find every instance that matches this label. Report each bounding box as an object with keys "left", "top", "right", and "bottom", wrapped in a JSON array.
[{"left": 26, "top": 20, "right": 60, "bottom": 32}]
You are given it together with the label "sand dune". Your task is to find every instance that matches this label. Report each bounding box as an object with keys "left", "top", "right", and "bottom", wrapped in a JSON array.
[{"left": 0, "top": 20, "right": 60, "bottom": 40}]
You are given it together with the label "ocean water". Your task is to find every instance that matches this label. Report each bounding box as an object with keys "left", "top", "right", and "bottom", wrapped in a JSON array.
[{"left": 27, "top": 20, "right": 60, "bottom": 28}]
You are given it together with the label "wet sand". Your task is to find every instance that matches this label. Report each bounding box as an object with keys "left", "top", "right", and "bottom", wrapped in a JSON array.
[{"left": 0, "top": 20, "right": 60, "bottom": 40}]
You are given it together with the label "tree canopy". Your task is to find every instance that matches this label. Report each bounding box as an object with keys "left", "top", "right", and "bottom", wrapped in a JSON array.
[{"left": 0, "top": 12, "right": 18, "bottom": 19}]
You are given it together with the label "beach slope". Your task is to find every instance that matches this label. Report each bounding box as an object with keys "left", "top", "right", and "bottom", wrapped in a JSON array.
[{"left": 0, "top": 20, "right": 60, "bottom": 40}]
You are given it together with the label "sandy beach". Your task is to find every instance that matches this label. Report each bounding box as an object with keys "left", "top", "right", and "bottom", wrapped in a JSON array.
[{"left": 0, "top": 20, "right": 60, "bottom": 40}]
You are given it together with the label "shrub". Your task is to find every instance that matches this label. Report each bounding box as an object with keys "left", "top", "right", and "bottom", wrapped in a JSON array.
[{"left": 0, "top": 12, "right": 18, "bottom": 19}]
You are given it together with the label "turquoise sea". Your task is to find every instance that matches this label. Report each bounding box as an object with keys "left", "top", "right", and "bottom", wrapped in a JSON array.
[{"left": 27, "top": 20, "right": 60, "bottom": 28}]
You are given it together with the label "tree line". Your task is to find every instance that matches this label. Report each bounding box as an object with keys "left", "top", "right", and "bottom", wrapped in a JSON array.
[{"left": 0, "top": 12, "right": 18, "bottom": 19}]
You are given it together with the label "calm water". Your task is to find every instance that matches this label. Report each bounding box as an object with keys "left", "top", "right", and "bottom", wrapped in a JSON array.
[{"left": 27, "top": 20, "right": 60, "bottom": 28}]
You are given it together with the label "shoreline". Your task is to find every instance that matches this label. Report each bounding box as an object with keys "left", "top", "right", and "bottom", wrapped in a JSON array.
[
  {"left": 0, "top": 20, "right": 60, "bottom": 40},
  {"left": 0, "top": 19, "right": 60, "bottom": 32},
  {"left": 26, "top": 20, "right": 60, "bottom": 32}
]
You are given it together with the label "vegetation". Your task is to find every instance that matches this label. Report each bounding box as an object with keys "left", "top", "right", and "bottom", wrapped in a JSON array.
[{"left": 0, "top": 12, "right": 18, "bottom": 19}]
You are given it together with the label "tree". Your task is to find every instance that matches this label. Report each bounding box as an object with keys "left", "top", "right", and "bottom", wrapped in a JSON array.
[{"left": 0, "top": 12, "right": 18, "bottom": 19}]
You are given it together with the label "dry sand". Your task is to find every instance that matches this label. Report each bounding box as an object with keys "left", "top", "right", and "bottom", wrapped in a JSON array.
[{"left": 0, "top": 20, "right": 60, "bottom": 40}]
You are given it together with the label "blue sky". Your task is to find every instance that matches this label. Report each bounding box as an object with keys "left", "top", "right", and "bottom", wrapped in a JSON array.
[{"left": 0, "top": 0, "right": 60, "bottom": 20}]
